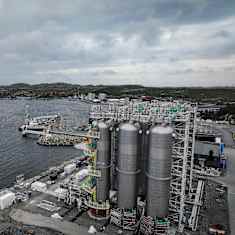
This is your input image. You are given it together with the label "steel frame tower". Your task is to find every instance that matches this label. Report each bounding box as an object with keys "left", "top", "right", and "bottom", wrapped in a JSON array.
[
  {"left": 168, "top": 110, "right": 196, "bottom": 231},
  {"left": 89, "top": 100, "right": 200, "bottom": 232}
]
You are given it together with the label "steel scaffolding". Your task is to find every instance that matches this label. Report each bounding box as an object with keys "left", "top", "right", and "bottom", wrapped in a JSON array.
[
  {"left": 110, "top": 208, "right": 137, "bottom": 231},
  {"left": 140, "top": 216, "right": 170, "bottom": 235},
  {"left": 89, "top": 100, "right": 200, "bottom": 232}
]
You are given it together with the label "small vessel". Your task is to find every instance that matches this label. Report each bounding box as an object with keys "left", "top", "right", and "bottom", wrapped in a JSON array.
[
  {"left": 19, "top": 114, "right": 62, "bottom": 132},
  {"left": 16, "top": 174, "right": 25, "bottom": 184}
]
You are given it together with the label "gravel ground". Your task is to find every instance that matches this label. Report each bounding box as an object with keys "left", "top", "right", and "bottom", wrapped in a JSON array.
[
  {"left": 9, "top": 209, "right": 104, "bottom": 235},
  {"left": 196, "top": 179, "right": 229, "bottom": 235},
  {"left": 0, "top": 222, "right": 63, "bottom": 235}
]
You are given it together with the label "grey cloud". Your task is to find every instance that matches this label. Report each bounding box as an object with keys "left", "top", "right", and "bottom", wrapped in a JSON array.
[
  {"left": 213, "top": 30, "right": 231, "bottom": 39},
  {"left": 0, "top": 0, "right": 235, "bottom": 86},
  {"left": 223, "top": 66, "right": 235, "bottom": 72},
  {"left": 91, "top": 70, "right": 118, "bottom": 77}
]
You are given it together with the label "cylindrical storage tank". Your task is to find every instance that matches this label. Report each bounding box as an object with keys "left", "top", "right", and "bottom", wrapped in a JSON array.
[
  {"left": 96, "top": 122, "right": 111, "bottom": 202},
  {"left": 146, "top": 125, "right": 173, "bottom": 218},
  {"left": 117, "top": 123, "right": 139, "bottom": 209}
]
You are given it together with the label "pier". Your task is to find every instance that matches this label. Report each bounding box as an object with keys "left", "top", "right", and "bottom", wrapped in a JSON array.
[
  {"left": 22, "top": 129, "right": 99, "bottom": 138},
  {"left": 22, "top": 129, "right": 99, "bottom": 146},
  {"left": 22, "top": 129, "right": 45, "bottom": 136}
]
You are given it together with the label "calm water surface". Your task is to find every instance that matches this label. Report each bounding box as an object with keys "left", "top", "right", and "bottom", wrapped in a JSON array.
[{"left": 0, "top": 98, "right": 90, "bottom": 189}]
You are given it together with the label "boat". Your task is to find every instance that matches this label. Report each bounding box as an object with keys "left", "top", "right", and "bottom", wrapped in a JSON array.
[
  {"left": 16, "top": 174, "right": 25, "bottom": 184},
  {"left": 19, "top": 114, "right": 62, "bottom": 132}
]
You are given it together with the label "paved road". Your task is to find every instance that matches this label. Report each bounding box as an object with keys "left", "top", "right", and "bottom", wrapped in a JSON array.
[
  {"left": 214, "top": 148, "right": 235, "bottom": 234},
  {"left": 10, "top": 209, "right": 104, "bottom": 235},
  {"left": 212, "top": 125, "right": 235, "bottom": 234},
  {"left": 213, "top": 125, "right": 235, "bottom": 147}
]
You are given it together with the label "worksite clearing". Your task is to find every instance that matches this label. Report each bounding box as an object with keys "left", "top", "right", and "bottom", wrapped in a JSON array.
[{"left": 0, "top": 100, "right": 231, "bottom": 235}]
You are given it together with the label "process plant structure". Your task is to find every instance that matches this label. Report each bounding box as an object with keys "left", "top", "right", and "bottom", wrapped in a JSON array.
[{"left": 64, "top": 100, "right": 204, "bottom": 234}]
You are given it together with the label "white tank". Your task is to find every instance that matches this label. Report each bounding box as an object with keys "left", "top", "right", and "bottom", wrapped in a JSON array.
[
  {"left": 146, "top": 125, "right": 173, "bottom": 218},
  {"left": 117, "top": 123, "right": 139, "bottom": 209}
]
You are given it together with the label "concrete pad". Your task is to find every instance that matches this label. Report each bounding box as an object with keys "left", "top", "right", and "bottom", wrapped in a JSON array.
[{"left": 10, "top": 209, "right": 104, "bottom": 235}]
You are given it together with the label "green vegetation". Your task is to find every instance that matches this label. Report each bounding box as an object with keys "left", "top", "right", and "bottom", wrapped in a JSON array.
[
  {"left": 201, "top": 104, "right": 235, "bottom": 123},
  {"left": 1, "top": 83, "right": 235, "bottom": 103}
]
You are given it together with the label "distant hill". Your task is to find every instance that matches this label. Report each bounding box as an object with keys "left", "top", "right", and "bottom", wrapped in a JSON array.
[{"left": 1, "top": 83, "right": 235, "bottom": 102}]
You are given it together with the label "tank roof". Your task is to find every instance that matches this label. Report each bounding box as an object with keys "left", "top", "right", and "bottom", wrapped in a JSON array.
[
  {"left": 119, "top": 122, "right": 138, "bottom": 131},
  {"left": 151, "top": 125, "right": 173, "bottom": 134},
  {"left": 98, "top": 121, "right": 109, "bottom": 129}
]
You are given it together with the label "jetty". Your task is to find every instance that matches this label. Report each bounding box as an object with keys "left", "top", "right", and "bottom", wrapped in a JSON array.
[{"left": 22, "top": 129, "right": 99, "bottom": 146}]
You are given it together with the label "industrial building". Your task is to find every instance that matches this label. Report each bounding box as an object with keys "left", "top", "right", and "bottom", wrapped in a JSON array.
[
  {"left": 1, "top": 100, "right": 222, "bottom": 235},
  {"left": 194, "top": 122, "right": 226, "bottom": 170},
  {"left": 0, "top": 190, "right": 15, "bottom": 210},
  {"left": 74, "top": 100, "right": 204, "bottom": 234}
]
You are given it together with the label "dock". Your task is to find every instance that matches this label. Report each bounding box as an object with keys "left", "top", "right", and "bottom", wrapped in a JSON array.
[{"left": 22, "top": 129, "right": 99, "bottom": 146}]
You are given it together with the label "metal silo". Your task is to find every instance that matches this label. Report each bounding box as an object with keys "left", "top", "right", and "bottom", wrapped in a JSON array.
[
  {"left": 96, "top": 122, "right": 111, "bottom": 202},
  {"left": 117, "top": 122, "right": 139, "bottom": 209},
  {"left": 146, "top": 125, "right": 173, "bottom": 218}
]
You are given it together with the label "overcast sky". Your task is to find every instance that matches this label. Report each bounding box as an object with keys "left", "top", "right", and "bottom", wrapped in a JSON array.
[{"left": 0, "top": 0, "right": 235, "bottom": 87}]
